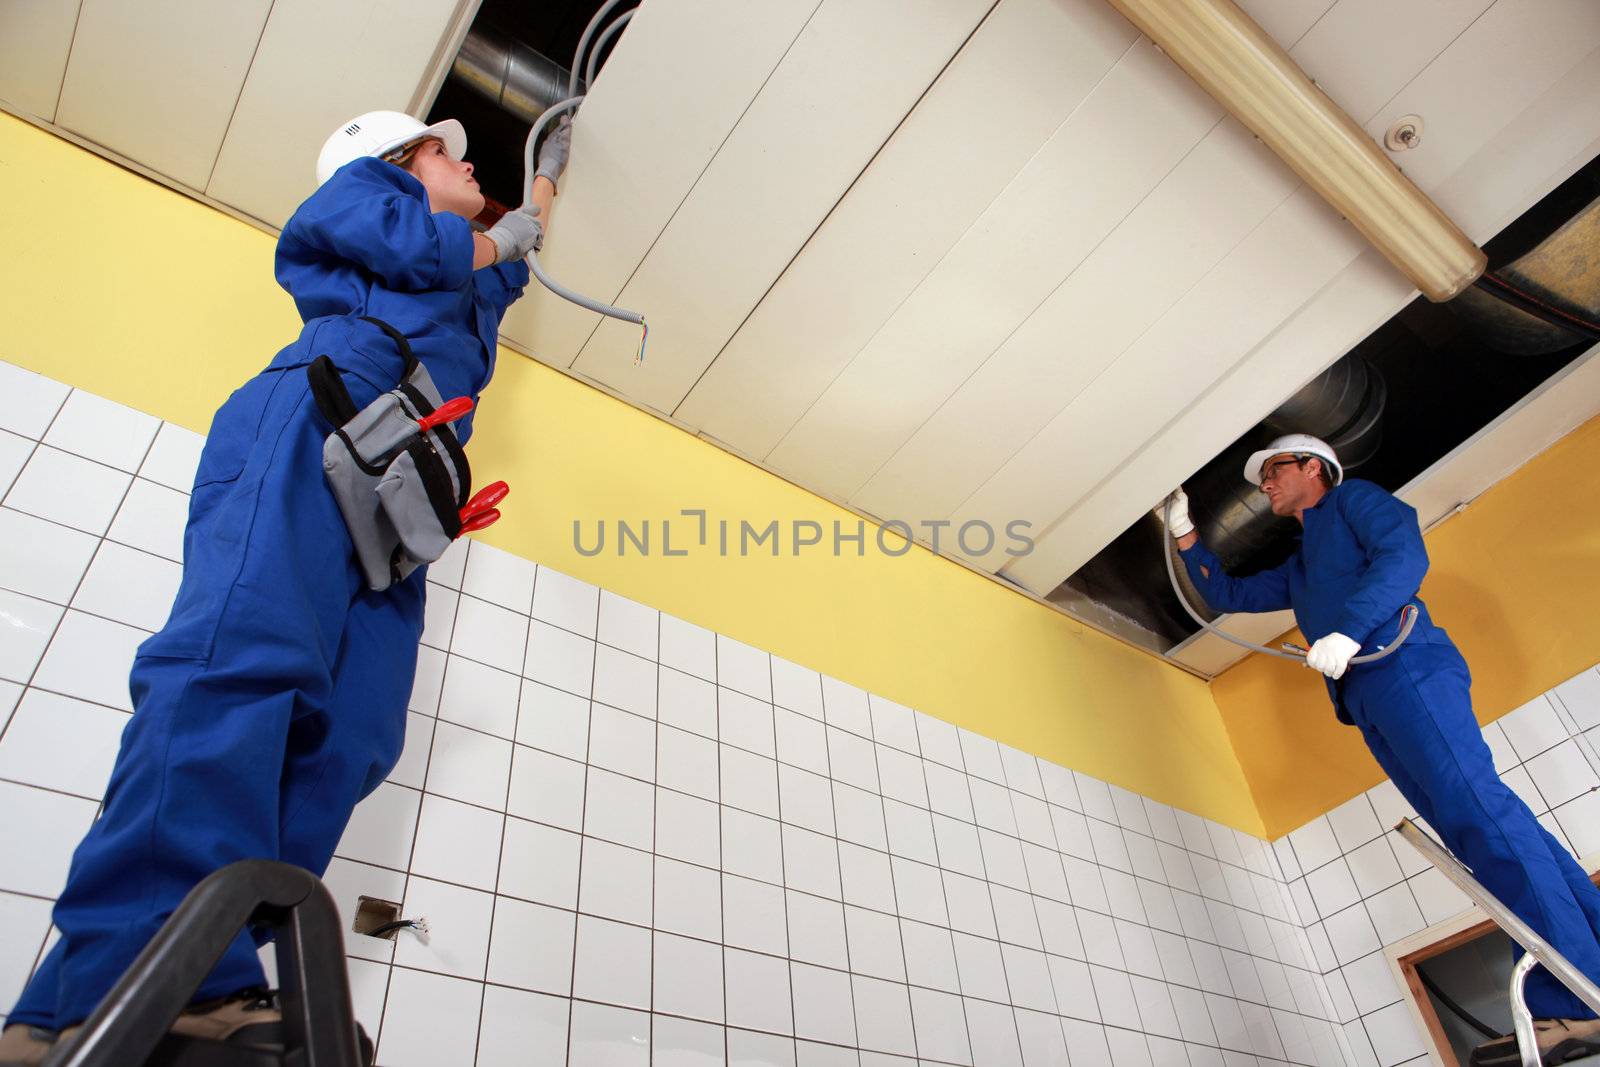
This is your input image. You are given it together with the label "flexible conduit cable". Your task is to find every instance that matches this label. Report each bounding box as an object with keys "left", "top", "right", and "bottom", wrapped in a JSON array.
[
  {"left": 1474, "top": 272, "right": 1600, "bottom": 343},
  {"left": 1162, "top": 497, "right": 1417, "bottom": 663},
  {"left": 586, "top": 10, "right": 635, "bottom": 91},
  {"left": 1417, "top": 967, "right": 1507, "bottom": 1042},
  {"left": 518, "top": 1, "right": 647, "bottom": 360}
]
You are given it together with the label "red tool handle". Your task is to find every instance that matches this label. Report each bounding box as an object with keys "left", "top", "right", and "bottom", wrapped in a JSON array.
[
  {"left": 418, "top": 396, "right": 474, "bottom": 433},
  {"left": 458, "top": 508, "right": 501, "bottom": 536},
  {"left": 463, "top": 480, "right": 510, "bottom": 516}
]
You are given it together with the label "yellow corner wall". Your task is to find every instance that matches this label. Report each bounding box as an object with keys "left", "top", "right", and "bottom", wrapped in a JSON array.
[
  {"left": 1214, "top": 412, "right": 1600, "bottom": 839},
  {"left": 0, "top": 113, "right": 1265, "bottom": 833}
]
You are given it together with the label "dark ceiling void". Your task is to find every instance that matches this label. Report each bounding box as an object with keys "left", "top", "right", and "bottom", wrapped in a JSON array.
[
  {"left": 1058, "top": 148, "right": 1600, "bottom": 655},
  {"left": 426, "top": 0, "right": 623, "bottom": 212}
]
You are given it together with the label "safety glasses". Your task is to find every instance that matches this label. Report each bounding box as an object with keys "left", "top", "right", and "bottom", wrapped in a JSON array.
[{"left": 1259, "top": 456, "right": 1308, "bottom": 484}]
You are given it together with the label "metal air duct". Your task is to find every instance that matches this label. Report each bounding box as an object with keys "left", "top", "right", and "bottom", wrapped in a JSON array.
[{"left": 450, "top": 28, "right": 575, "bottom": 126}]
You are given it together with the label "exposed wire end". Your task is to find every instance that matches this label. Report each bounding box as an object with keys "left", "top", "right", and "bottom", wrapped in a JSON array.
[
  {"left": 635, "top": 320, "right": 649, "bottom": 365},
  {"left": 367, "top": 916, "right": 429, "bottom": 941}
]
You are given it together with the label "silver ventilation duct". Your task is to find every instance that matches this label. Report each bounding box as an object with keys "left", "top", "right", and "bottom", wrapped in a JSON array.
[
  {"left": 1186, "top": 353, "right": 1388, "bottom": 573},
  {"left": 450, "top": 28, "right": 576, "bottom": 126}
]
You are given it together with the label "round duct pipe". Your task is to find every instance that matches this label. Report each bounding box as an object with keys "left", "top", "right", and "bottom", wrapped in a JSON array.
[
  {"left": 451, "top": 29, "right": 575, "bottom": 126},
  {"left": 1188, "top": 353, "right": 1388, "bottom": 572}
]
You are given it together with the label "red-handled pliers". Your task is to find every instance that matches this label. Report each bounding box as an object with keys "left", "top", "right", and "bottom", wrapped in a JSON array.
[
  {"left": 457, "top": 480, "right": 510, "bottom": 537},
  {"left": 418, "top": 397, "right": 474, "bottom": 433}
]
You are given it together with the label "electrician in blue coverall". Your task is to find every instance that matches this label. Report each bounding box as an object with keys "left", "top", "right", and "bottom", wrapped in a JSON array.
[
  {"left": 0, "top": 111, "right": 571, "bottom": 1065},
  {"left": 1165, "top": 433, "right": 1600, "bottom": 1067}
]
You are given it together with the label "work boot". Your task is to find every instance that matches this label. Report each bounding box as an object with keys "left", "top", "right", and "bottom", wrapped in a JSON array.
[
  {"left": 0, "top": 1023, "right": 56, "bottom": 1067},
  {"left": 1470, "top": 1018, "right": 1600, "bottom": 1067},
  {"left": 167, "top": 986, "right": 283, "bottom": 1047}
]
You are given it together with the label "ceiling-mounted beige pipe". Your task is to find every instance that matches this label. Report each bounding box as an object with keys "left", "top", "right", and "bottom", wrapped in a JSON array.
[{"left": 1103, "top": 0, "right": 1486, "bottom": 302}]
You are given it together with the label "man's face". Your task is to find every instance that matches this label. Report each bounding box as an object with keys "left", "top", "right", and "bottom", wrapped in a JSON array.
[
  {"left": 402, "top": 138, "right": 486, "bottom": 219},
  {"left": 1259, "top": 453, "right": 1327, "bottom": 516}
]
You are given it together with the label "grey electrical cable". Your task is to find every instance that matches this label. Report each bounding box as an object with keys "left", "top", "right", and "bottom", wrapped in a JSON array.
[
  {"left": 1161, "top": 496, "right": 1416, "bottom": 663},
  {"left": 586, "top": 10, "right": 634, "bottom": 90},
  {"left": 517, "top": 3, "right": 648, "bottom": 359},
  {"left": 570, "top": 0, "right": 636, "bottom": 97}
]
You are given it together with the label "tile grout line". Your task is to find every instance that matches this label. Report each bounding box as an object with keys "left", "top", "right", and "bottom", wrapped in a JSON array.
[{"left": 469, "top": 554, "right": 541, "bottom": 1066}]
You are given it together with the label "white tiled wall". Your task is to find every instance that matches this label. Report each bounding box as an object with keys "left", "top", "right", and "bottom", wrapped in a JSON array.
[
  {"left": 2, "top": 360, "right": 1595, "bottom": 1067},
  {"left": 1274, "top": 669, "right": 1600, "bottom": 1067}
]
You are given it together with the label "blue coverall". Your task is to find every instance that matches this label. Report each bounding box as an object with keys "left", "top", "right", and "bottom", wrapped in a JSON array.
[
  {"left": 1181, "top": 478, "right": 1600, "bottom": 1019},
  {"left": 9, "top": 157, "right": 528, "bottom": 1030}
]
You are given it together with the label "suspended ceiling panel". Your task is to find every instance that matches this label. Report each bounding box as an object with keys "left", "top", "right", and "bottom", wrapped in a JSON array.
[
  {"left": 569, "top": 0, "right": 1001, "bottom": 413},
  {"left": 55, "top": 0, "right": 274, "bottom": 191},
  {"left": 995, "top": 0, "right": 1600, "bottom": 594},
  {"left": 495, "top": 0, "right": 827, "bottom": 369},
  {"left": 674, "top": 0, "right": 1143, "bottom": 451},
  {"left": 0, "top": 0, "right": 471, "bottom": 224},
  {"left": 0, "top": 0, "right": 80, "bottom": 123},
  {"left": 208, "top": 0, "right": 477, "bottom": 226}
]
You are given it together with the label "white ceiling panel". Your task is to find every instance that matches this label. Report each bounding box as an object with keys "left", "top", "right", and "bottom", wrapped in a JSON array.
[
  {"left": 208, "top": 0, "right": 476, "bottom": 227},
  {"left": 852, "top": 118, "right": 1295, "bottom": 525},
  {"left": 1431, "top": 43, "right": 1600, "bottom": 240},
  {"left": 762, "top": 40, "right": 1222, "bottom": 502},
  {"left": 1231, "top": 0, "right": 1336, "bottom": 48},
  {"left": 1356, "top": 0, "right": 1600, "bottom": 193},
  {"left": 0, "top": 0, "right": 81, "bottom": 123},
  {"left": 1170, "top": 610, "right": 1300, "bottom": 676},
  {"left": 1290, "top": 0, "right": 1495, "bottom": 124},
  {"left": 55, "top": 0, "right": 272, "bottom": 191},
  {"left": 497, "top": 0, "right": 827, "bottom": 367},
  {"left": 991, "top": 0, "right": 1600, "bottom": 592},
  {"left": 674, "top": 0, "right": 1139, "bottom": 451},
  {"left": 567, "top": 0, "right": 1000, "bottom": 413},
  {"left": 1012, "top": 245, "right": 1410, "bottom": 598},
  {"left": 977, "top": 186, "right": 1368, "bottom": 585}
]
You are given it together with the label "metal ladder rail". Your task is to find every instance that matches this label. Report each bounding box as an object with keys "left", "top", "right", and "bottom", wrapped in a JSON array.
[
  {"left": 41, "top": 859, "right": 364, "bottom": 1067},
  {"left": 1394, "top": 819, "right": 1600, "bottom": 1067}
]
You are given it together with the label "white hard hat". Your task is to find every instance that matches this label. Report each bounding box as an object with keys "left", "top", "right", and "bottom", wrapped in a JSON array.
[
  {"left": 316, "top": 110, "right": 467, "bottom": 185},
  {"left": 1243, "top": 433, "right": 1343, "bottom": 486}
]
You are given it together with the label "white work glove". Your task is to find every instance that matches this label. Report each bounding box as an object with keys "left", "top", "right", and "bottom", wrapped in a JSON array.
[
  {"left": 534, "top": 115, "right": 572, "bottom": 189},
  {"left": 484, "top": 204, "right": 543, "bottom": 263},
  {"left": 1305, "top": 633, "right": 1361, "bottom": 680},
  {"left": 1162, "top": 488, "right": 1194, "bottom": 539}
]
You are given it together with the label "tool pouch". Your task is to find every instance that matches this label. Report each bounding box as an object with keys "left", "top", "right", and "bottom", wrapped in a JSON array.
[{"left": 309, "top": 317, "right": 471, "bottom": 592}]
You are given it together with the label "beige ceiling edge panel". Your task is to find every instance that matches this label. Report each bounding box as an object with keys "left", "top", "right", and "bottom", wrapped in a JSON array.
[
  {"left": 569, "top": 0, "right": 999, "bottom": 412},
  {"left": 1009, "top": 43, "right": 1600, "bottom": 594},
  {"left": 1009, "top": 246, "right": 1409, "bottom": 596},
  {"left": 1288, "top": 0, "right": 1495, "bottom": 125},
  {"left": 1230, "top": 0, "right": 1335, "bottom": 49},
  {"left": 208, "top": 0, "right": 479, "bottom": 228},
  {"left": 972, "top": 187, "right": 1366, "bottom": 582},
  {"left": 56, "top": 0, "right": 272, "bottom": 191},
  {"left": 498, "top": 0, "right": 825, "bottom": 365},
  {"left": 852, "top": 118, "right": 1294, "bottom": 526},
  {"left": 674, "top": 0, "right": 1138, "bottom": 448},
  {"left": 1430, "top": 45, "right": 1600, "bottom": 242},
  {"left": 762, "top": 41, "right": 1220, "bottom": 501},
  {"left": 1169, "top": 610, "right": 1298, "bottom": 676},
  {"left": 1357, "top": 0, "right": 1600, "bottom": 194},
  {"left": 0, "top": 0, "right": 81, "bottom": 122}
]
